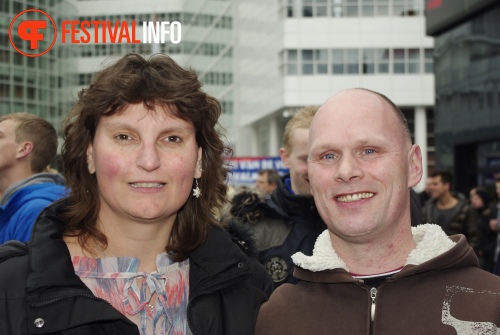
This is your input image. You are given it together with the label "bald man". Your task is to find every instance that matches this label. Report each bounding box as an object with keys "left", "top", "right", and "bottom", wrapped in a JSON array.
[{"left": 256, "top": 88, "right": 500, "bottom": 335}]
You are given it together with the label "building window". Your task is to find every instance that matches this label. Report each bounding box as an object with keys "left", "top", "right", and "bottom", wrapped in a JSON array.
[
  {"left": 408, "top": 48, "right": 420, "bottom": 73},
  {"left": 376, "top": 48, "right": 390, "bottom": 73},
  {"left": 332, "top": 49, "right": 344, "bottom": 74},
  {"left": 289, "top": 0, "right": 423, "bottom": 18},
  {"left": 0, "top": 83, "right": 9, "bottom": 97},
  {"left": 286, "top": 49, "right": 298, "bottom": 75},
  {"left": 303, "top": 0, "right": 329, "bottom": 17},
  {"left": 283, "top": 47, "right": 432, "bottom": 75},
  {"left": 315, "top": 49, "right": 328, "bottom": 74},
  {"left": 361, "top": 0, "right": 375, "bottom": 17},
  {"left": 221, "top": 100, "right": 233, "bottom": 115},
  {"left": 332, "top": 0, "right": 343, "bottom": 17},
  {"left": 303, "top": 0, "right": 313, "bottom": 17},
  {"left": 316, "top": 0, "right": 328, "bottom": 16},
  {"left": 393, "top": 48, "right": 405, "bottom": 73},
  {"left": 376, "top": 0, "right": 389, "bottom": 16},
  {"left": 345, "top": 0, "right": 359, "bottom": 17},
  {"left": 363, "top": 49, "right": 375, "bottom": 74},
  {"left": 424, "top": 48, "right": 433, "bottom": 73},
  {"left": 302, "top": 49, "right": 314, "bottom": 74},
  {"left": 286, "top": 0, "right": 295, "bottom": 17},
  {"left": 346, "top": 49, "right": 359, "bottom": 73}
]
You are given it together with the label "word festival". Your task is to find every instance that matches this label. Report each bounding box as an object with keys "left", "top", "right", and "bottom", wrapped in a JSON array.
[{"left": 61, "top": 20, "right": 182, "bottom": 44}]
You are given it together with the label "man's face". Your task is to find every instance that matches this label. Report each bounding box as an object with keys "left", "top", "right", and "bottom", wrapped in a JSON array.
[
  {"left": 280, "top": 128, "right": 311, "bottom": 196},
  {"left": 429, "top": 176, "right": 448, "bottom": 200},
  {"left": 255, "top": 172, "right": 275, "bottom": 195},
  {"left": 308, "top": 90, "right": 422, "bottom": 242},
  {"left": 0, "top": 119, "right": 21, "bottom": 175}
]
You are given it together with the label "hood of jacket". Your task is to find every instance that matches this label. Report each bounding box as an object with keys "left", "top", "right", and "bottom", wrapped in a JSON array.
[
  {"left": 291, "top": 224, "right": 478, "bottom": 282},
  {"left": 0, "top": 173, "right": 66, "bottom": 206}
]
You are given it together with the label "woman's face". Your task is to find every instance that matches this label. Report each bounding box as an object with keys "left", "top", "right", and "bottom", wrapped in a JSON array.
[
  {"left": 469, "top": 191, "right": 484, "bottom": 210},
  {"left": 87, "top": 103, "right": 202, "bottom": 225}
]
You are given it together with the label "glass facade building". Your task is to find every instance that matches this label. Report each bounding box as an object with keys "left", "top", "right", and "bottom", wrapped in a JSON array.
[
  {"left": 0, "top": 0, "right": 76, "bottom": 138},
  {"left": 429, "top": 1, "right": 500, "bottom": 192}
]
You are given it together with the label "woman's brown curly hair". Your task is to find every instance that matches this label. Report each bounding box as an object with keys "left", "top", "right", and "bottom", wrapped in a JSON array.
[{"left": 61, "top": 53, "right": 231, "bottom": 261}]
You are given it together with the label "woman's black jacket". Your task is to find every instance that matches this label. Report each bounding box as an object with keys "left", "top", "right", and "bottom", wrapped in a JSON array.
[{"left": 0, "top": 200, "right": 273, "bottom": 334}]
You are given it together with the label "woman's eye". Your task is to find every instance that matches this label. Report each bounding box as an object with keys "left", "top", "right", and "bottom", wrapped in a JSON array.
[
  {"left": 116, "top": 134, "right": 131, "bottom": 140},
  {"left": 166, "top": 136, "right": 181, "bottom": 142}
]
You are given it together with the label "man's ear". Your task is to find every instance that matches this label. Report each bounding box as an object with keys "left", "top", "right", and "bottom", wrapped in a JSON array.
[
  {"left": 408, "top": 144, "right": 423, "bottom": 188},
  {"left": 194, "top": 146, "right": 203, "bottom": 179},
  {"left": 279, "top": 147, "right": 290, "bottom": 169},
  {"left": 16, "top": 141, "right": 33, "bottom": 159},
  {"left": 87, "top": 143, "right": 95, "bottom": 174}
]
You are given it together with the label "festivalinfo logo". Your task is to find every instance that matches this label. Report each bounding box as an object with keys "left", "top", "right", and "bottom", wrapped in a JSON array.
[{"left": 9, "top": 9, "right": 181, "bottom": 57}]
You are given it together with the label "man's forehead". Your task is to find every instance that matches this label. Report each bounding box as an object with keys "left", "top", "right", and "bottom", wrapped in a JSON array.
[
  {"left": 311, "top": 90, "right": 408, "bottom": 145},
  {"left": 318, "top": 90, "right": 385, "bottom": 117}
]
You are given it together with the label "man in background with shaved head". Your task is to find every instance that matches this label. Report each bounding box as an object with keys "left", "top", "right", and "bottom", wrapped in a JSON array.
[{"left": 256, "top": 88, "right": 500, "bottom": 335}]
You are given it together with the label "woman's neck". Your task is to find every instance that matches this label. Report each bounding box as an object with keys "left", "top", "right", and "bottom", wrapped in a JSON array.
[{"left": 65, "top": 213, "right": 175, "bottom": 273}]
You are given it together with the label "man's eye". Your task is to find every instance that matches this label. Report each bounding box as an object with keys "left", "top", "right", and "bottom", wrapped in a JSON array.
[
  {"left": 323, "top": 153, "right": 335, "bottom": 160},
  {"left": 364, "top": 149, "right": 375, "bottom": 154}
]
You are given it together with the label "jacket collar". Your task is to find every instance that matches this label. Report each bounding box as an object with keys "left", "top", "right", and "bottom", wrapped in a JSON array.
[
  {"left": 24, "top": 199, "right": 138, "bottom": 333},
  {"left": 292, "top": 224, "right": 458, "bottom": 273},
  {"left": 26, "top": 199, "right": 86, "bottom": 297},
  {"left": 0, "top": 173, "right": 66, "bottom": 205},
  {"left": 189, "top": 224, "right": 252, "bottom": 296},
  {"left": 266, "top": 174, "right": 317, "bottom": 218},
  {"left": 28, "top": 200, "right": 251, "bottom": 296}
]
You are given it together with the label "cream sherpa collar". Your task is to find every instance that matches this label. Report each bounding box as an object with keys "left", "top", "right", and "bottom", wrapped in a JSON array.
[{"left": 291, "top": 224, "right": 456, "bottom": 272}]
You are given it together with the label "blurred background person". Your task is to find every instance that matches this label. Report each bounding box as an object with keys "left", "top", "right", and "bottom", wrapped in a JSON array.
[
  {"left": 418, "top": 176, "right": 433, "bottom": 207},
  {"left": 490, "top": 176, "right": 500, "bottom": 275},
  {"left": 469, "top": 186, "right": 497, "bottom": 272},
  {"left": 0, "top": 113, "right": 67, "bottom": 244},
  {"left": 423, "top": 170, "right": 480, "bottom": 249},
  {"left": 255, "top": 169, "right": 280, "bottom": 195},
  {"left": 0, "top": 53, "right": 272, "bottom": 335},
  {"left": 223, "top": 106, "right": 326, "bottom": 288}
]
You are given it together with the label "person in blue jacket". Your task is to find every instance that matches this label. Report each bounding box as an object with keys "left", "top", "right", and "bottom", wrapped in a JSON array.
[{"left": 0, "top": 113, "right": 67, "bottom": 243}]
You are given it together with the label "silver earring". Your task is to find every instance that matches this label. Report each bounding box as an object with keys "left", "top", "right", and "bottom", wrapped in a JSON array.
[{"left": 192, "top": 179, "right": 201, "bottom": 198}]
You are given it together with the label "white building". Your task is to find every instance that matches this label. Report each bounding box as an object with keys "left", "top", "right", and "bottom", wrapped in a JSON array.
[
  {"left": 231, "top": 0, "right": 435, "bottom": 191},
  {"left": 2, "top": 0, "right": 434, "bottom": 190}
]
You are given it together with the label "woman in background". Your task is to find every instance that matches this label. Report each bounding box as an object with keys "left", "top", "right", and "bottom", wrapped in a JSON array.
[
  {"left": 469, "top": 186, "right": 497, "bottom": 272},
  {"left": 0, "top": 53, "right": 272, "bottom": 335}
]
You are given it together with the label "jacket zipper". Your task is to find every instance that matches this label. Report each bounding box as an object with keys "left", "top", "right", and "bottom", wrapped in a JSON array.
[{"left": 370, "top": 287, "right": 377, "bottom": 334}]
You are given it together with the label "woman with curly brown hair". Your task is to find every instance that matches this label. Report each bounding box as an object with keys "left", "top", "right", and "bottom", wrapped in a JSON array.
[{"left": 0, "top": 53, "right": 272, "bottom": 335}]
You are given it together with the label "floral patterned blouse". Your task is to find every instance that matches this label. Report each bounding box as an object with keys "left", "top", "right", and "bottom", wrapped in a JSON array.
[{"left": 72, "top": 252, "right": 191, "bottom": 335}]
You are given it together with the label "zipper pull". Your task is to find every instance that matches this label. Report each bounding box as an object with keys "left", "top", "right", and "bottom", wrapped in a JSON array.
[{"left": 370, "top": 287, "right": 377, "bottom": 321}]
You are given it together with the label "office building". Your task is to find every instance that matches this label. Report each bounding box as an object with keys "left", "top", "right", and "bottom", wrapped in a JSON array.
[{"left": 427, "top": 0, "right": 500, "bottom": 192}]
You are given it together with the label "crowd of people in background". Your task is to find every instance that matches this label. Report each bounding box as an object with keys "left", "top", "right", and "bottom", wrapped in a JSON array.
[
  {"left": 0, "top": 53, "right": 499, "bottom": 334},
  {"left": 417, "top": 172, "right": 500, "bottom": 274},
  {"left": 228, "top": 161, "right": 500, "bottom": 279}
]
